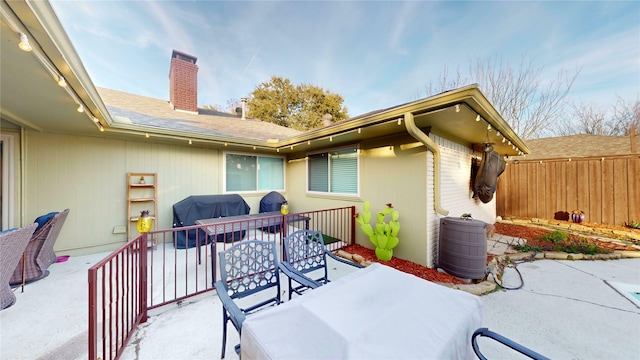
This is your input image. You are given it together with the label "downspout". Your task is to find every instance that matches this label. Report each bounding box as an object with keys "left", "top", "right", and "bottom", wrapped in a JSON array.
[{"left": 404, "top": 112, "right": 449, "bottom": 216}]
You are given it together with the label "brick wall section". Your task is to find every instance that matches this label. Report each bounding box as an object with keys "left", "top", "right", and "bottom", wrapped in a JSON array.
[
  {"left": 169, "top": 50, "right": 198, "bottom": 112},
  {"left": 426, "top": 134, "right": 496, "bottom": 267}
]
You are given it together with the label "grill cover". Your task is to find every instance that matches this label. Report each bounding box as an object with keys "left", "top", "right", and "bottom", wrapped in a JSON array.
[
  {"left": 259, "top": 191, "right": 286, "bottom": 213},
  {"left": 172, "top": 194, "right": 250, "bottom": 248},
  {"left": 259, "top": 191, "right": 286, "bottom": 232}
]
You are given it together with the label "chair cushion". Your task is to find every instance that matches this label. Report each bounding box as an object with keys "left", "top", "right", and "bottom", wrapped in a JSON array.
[{"left": 34, "top": 212, "right": 58, "bottom": 232}]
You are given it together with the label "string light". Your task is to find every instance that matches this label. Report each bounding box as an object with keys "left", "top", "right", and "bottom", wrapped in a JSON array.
[
  {"left": 145, "top": 133, "right": 149, "bottom": 138},
  {"left": 57, "top": 76, "right": 67, "bottom": 88},
  {"left": 455, "top": 104, "right": 460, "bottom": 112},
  {"left": 476, "top": 115, "right": 481, "bottom": 121},
  {"left": 18, "top": 33, "right": 32, "bottom": 52},
  {"left": 188, "top": 139, "right": 192, "bottom": 145},
  {"left": 3, "top": 18, "right": 102, "bottom": 130}
]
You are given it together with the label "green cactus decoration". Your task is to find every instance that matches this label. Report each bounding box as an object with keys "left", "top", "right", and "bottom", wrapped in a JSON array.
[{"left": 354, "top": 201, "right": 400, "bottom": 261}]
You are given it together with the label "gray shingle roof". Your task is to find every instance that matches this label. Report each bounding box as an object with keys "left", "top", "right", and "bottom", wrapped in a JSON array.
[{"left": 97, "top": 87, "right": 301, "bottom": 142}]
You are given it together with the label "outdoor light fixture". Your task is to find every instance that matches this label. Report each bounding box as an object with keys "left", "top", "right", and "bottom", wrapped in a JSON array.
[
  {"left": 455, "top": 104, "right": 460, "bottom": 112},
  {"left": 397, "top": 118, "right": 402, "bottom": 125},
  {"left": 1, "top": 10, "right": 105, "bottom": 132},
  {"left": 476, "top": 115, "right": 481, "bottom": 122},
  {"left": 18, "top": 33, "right": 32, "bottom": 52},
  {"left": 57, "top": 76, "right": 67, "bottom": 87},
  {"left": 487, "top": 124, "right": 491, "bottom": 130},
  {"left": 329, "top": 136, "right": 333, "bottom": 141},
  {"left": 91, "top": 116, "right": 99, "bottom": 123},
  {"left": 188, "top": 139, "right": 192, "bottom": 145}
]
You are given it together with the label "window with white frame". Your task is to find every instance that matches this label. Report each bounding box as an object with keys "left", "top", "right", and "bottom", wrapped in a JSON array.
[
  {"left": 307, "top": 146, "right": 358, "bottom": 195},
  {"left": 225, "top": 153, "right": 285, "bottom": 192}
]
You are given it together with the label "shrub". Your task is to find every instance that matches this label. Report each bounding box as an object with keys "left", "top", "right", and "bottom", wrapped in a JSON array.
[
  {"left": 523, "top": 231, "right": 612, "bottom": 255},
  {"left": 540, "top": 231, "right": 568, "bottom": 244}
]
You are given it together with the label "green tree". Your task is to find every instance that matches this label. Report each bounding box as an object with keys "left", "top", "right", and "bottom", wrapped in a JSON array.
[{"left": 247, "top": 76, "right": 349, "bottom": 130}]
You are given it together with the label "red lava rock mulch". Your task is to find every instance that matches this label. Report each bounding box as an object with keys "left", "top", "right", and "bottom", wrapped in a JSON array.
[
  {"left": 340, "top": 244, "right": 467, "bottom": 285},
  {"left": 342, "top": 222, "right": 639, "bottom": 286},
  {"left": 493, "top": 223, "right": 639, "bottom": 252}
]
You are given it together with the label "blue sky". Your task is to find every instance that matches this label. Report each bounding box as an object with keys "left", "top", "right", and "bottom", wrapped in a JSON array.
[{"left": 51, "top": 1, "right": 639, "bottom": 118}]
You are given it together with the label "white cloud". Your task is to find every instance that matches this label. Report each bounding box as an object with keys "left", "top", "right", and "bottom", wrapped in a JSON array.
[{"left": 50, "top": 0, "right": 639, "bottom": 117}]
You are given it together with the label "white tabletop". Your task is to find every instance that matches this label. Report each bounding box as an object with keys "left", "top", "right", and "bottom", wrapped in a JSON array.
[{"left": 241, "top": 262, "right": 483, "bottom": 360}]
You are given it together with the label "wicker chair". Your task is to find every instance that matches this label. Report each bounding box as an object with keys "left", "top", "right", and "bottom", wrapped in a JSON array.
[
  {"left": 10, "top": 209, "right": 70, "bottom": 286},
  {"left": 1, "top": 223, "right": 38, "bottom": 310}
]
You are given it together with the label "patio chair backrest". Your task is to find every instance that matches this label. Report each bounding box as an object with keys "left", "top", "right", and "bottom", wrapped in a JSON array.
[
  {"left": 1, "top": 223, "right": 38, "bottom": 310},
  {"left": 218, "top": 240, "right": 281, "bottom": 300},
  {"left": 283, "top": 230, "right": 328, "bottom": 279},
  {"left": 10, "top": 208, "right": 70, "bottom": 285},
  {"left": 36, "top": 208, "right": 70, "bottom": 270}
]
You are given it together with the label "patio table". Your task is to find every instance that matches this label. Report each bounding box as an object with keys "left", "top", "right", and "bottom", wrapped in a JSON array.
[
  {"left": 194, "top": 212, "right": 310, "bottom": 264},
  {"left": 240, "top": 262, "right": 483, "bottom": 360},
  {"left": 195, "top": 211, "right": 309, "bottom": 238}
]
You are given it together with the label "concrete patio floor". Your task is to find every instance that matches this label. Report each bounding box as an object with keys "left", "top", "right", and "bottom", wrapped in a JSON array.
[{"left": 1, "top": 235, "right": 639, "bottom": 359}]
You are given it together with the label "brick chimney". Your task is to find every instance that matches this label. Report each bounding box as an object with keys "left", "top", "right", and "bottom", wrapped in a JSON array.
[{"left": 169, "top": 50, "right": 198, "bottom": 113}]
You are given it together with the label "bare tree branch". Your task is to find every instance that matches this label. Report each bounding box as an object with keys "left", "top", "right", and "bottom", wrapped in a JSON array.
[{"left": 424, "top": 55, "right": 579, "bottom": 139}]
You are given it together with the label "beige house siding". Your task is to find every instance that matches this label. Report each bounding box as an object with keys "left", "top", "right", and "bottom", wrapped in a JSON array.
[
  {"left": 283, "top": 132, "right": 497, "bottom": 268},
  {"left": 24, "top": 131, "right": 224, "bottom": 255},
  {"left": 358, "top": 134, "right": 429, "bottom": 266},
  {"left": 15, "top": 128, "right": 499, "bottom": 266},
  {"left": 1, "top": 126, "right": 22, "bottom": 230}
]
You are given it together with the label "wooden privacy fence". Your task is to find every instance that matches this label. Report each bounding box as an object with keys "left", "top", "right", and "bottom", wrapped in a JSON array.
[{"left": 496, "top": 154, "right": 640, "bottom": 226}]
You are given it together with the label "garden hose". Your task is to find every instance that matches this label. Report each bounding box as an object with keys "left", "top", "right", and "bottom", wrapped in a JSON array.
[{"left": 488, "top": 241, "right": 537, "bottom": 291}]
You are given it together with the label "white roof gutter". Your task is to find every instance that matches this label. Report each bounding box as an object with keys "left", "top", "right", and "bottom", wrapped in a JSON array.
[{"left": 403, "top": 111, "right": 449, "bottom": 216}]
